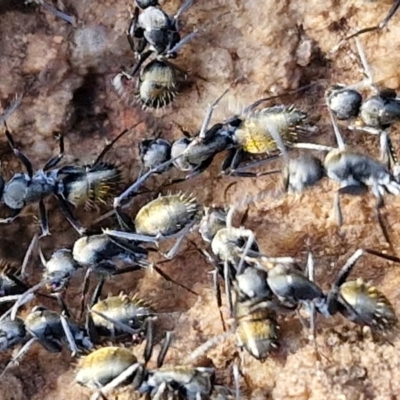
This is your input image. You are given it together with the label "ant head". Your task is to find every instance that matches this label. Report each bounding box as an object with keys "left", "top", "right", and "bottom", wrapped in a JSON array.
[{"left": 136, "top": 0, "right": 159, "bottom": 9}]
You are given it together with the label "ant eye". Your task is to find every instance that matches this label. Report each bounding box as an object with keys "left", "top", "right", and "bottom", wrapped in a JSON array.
[{"left": 228, "top": 118, "right": 242, "bottom": 128}]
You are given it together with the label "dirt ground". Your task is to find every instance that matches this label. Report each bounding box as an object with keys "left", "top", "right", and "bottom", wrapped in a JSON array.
[{"left": 1, "top": 0, "right": 400, "bottom": 399}]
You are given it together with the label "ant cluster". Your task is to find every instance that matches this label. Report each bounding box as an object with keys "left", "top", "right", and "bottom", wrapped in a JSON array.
[{"left": 1, "top": 1, "right": 400, "bottom": 400}]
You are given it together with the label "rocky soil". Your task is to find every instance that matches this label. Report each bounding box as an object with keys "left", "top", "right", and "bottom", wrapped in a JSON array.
[{"left": 1, "top": 0, "right": 400, "bottom": 399}]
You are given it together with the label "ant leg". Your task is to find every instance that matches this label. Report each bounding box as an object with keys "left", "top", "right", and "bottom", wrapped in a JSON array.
[
  {"left": 348, "top": 125, "right": 381, "bottom": 136},
  {"left": 225, "top": 203, "right": 236, "bottom": 231},
  {"left": 334, "top": 191, "right": 343, "bottom": 227},
  {"left": 364, "top": 248, "right": 400, "bottom": 263},
  {"left": 264, "top": 118, "right": 290, "bottom": 162},
  {"left": 220, "top": 148, "right": 237, "bottom": 175},
  {"left": 224, "top": 149, "right": 290, "bottom": 177},
  {"left": 152, "top": 263, "right": 198, "bottom": 296},
  {"left": 233, "top": 363, "right": 241, "bottom": 400},
  {"left": 290, "top": 143, "right": 335, "bottom": 152},
  {"left": 226, "top": 156, "right": 282, "bottom": 178},
  {"left": 165, "top": 157, "right": 214, "bottom": 183},
  {"left": 107, "top": 241, "right": 197, "bottom": 295},
  {"left": 89, "top": 279, "right": 104, "bottom": 308},
  {"left": 0, "top": 94, "right": 22, "bottom": 126},
  {"left": 211, "top": 267, "right": 226, "bottom": 332},
  {"left": 344, "top": 0, "right": 400, "bottom": 41},
  {"left": 38, "top": 244, "right": 48, "bottom": 269},
  {"left": 128, "top": 50, "right": 152, "bottom": 77},
  {"left": 60, "top": 313, "right": 79, "bottom": 356},
  {"left": 4, "top": 126, "right": 33, "bottom": 179},
  {"left": 43, "top": 134, "right": 64, "bottom": 171},
  {"left": 344, "top": 25, "right": 380, "bottom": 42},
  {"left": 94, "top": 363, "right": 141, "bottom": 398},
  {"left": 9, "top": 281, "right": 46, "bottom": 320},
  {"left": 0, "top": 337, "right": 37, "bottom": 377},
  {"left": 377, "top": 130, "right": 400, "bottom": 180},
  {"left": 90, "top": 392, "right": 108, "bottom": 400},
  {"left": 162, "top": 234, "right": 186, "bottom": 260},
  {"left": 114, "top": 206, "right": 136, "bottom": 232},
  {"left": 199, "top": 87, "right": 231, "bottom": 139},
  {"left": 40, "top": 1, "right": 76, "bottom": 25},
  {"left": 379, "top": 130, "right": 392, "bottom": 167},
  {"left": 57, "top": 165, "right": 85, "bottom": 175},
  {"left": 305, "top": 251, "right": 314, "bottom": 285},
  {"left": 105, "top": 225, "right": 194, "bottom": 247},
  {"left": 237, "top": 229, "right": 256, "bottom": 275},
  {"left": 386, "top": 133, "right": 399, "bottom": 174},
  {"left": 374, "top": 199, "right": 393, "bottom": 248},
  {"left": 38, "top": 200, "right": 50, "bottom": 237},
  {"left": 113, "top": 157, "right": 175, "bottom": 208},
  {"left": 195, "top": 245, "right": 226, "bottom": 331},
  {"left": 242, "top": 83, "right": 318, "bottom": 114},
  {"left": 346, "top": 37, "right": 376, "bottom": 92},
  {"left": 162, "top": 220, "right": 197, "bottom": 259},
  {"left": 328, "top": 107, "right": 346, "bottom": 150},
  {"left": 173, "top": 0, "right": 193, "bottom": 22},
  {"left": 85, "top": 278, "right": 104, "bottom": 344},
  {"left": 21, "top": 233, "right": 39, "bottom": 279},
  {"left": 356, "top": 37, "right": 374, "bottom": 87},
  {"left": 246, "top": 251, "right": 296, "bottom": 265},
  {"left": 111, "top": 265, "right": 143, "bottom": 276},
  {"left": 127, "top": 7, "right": 141, "bottom": 52},
  {"left": 224, "top": 260, "right": 233, "bottom": 317},
  {"left": 143, "top": 318, "right": 155, "bottom": 365},
  {"left": 183, "top": 332, "right": 232, "bottom": 364},
  {"left": 0, "top": 208, "right": 22, "bottom": 225},
  {"left": 52, "top": 292, "right": 70, "bottom": 317},
  {"left": 305, "top": 251, "right": 321, "bottom": 361},
  {"left": 244, "top": 249, "right": 280, "bottom": 268},
  {"left": 380, "top": 0, "right": 400, "bottom": 28},
  {"left": 93, "top": 127, "right": 134, "bottom": 166},
  {"left": 89, "top": 309, "right": 141, "bottom": 336},
  {"left": 0, "top": 293, "right": 32, "bottom": 304},
  {"left": 131, "top": 35, "right": 146, "bottom": 58},
  {"left": 238, "top": 348, "right": 247, "bottom": 377},
  {"left": 80, "top": 268, "right": 92, "bottom": 317},
  {"left": 56, "top": 194, "right": 86, "bottom": 235},
  {"left": 152, "top": 382, "right": 168, "bottom": 400},
  {"left": 166, "top": 30, "right": 198, "bottom": 59},
  {"left": 157, "top": 331, "right": 172, "bottom": 368},
  {"left": 103, "top": 228, "right": 158, "bottom": 243},
  {"left": 106, "top": 236, "right": 149, "bottom": 265},
  {"left": 223, "top": 148, "right": 244, "bottom": 175}
]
